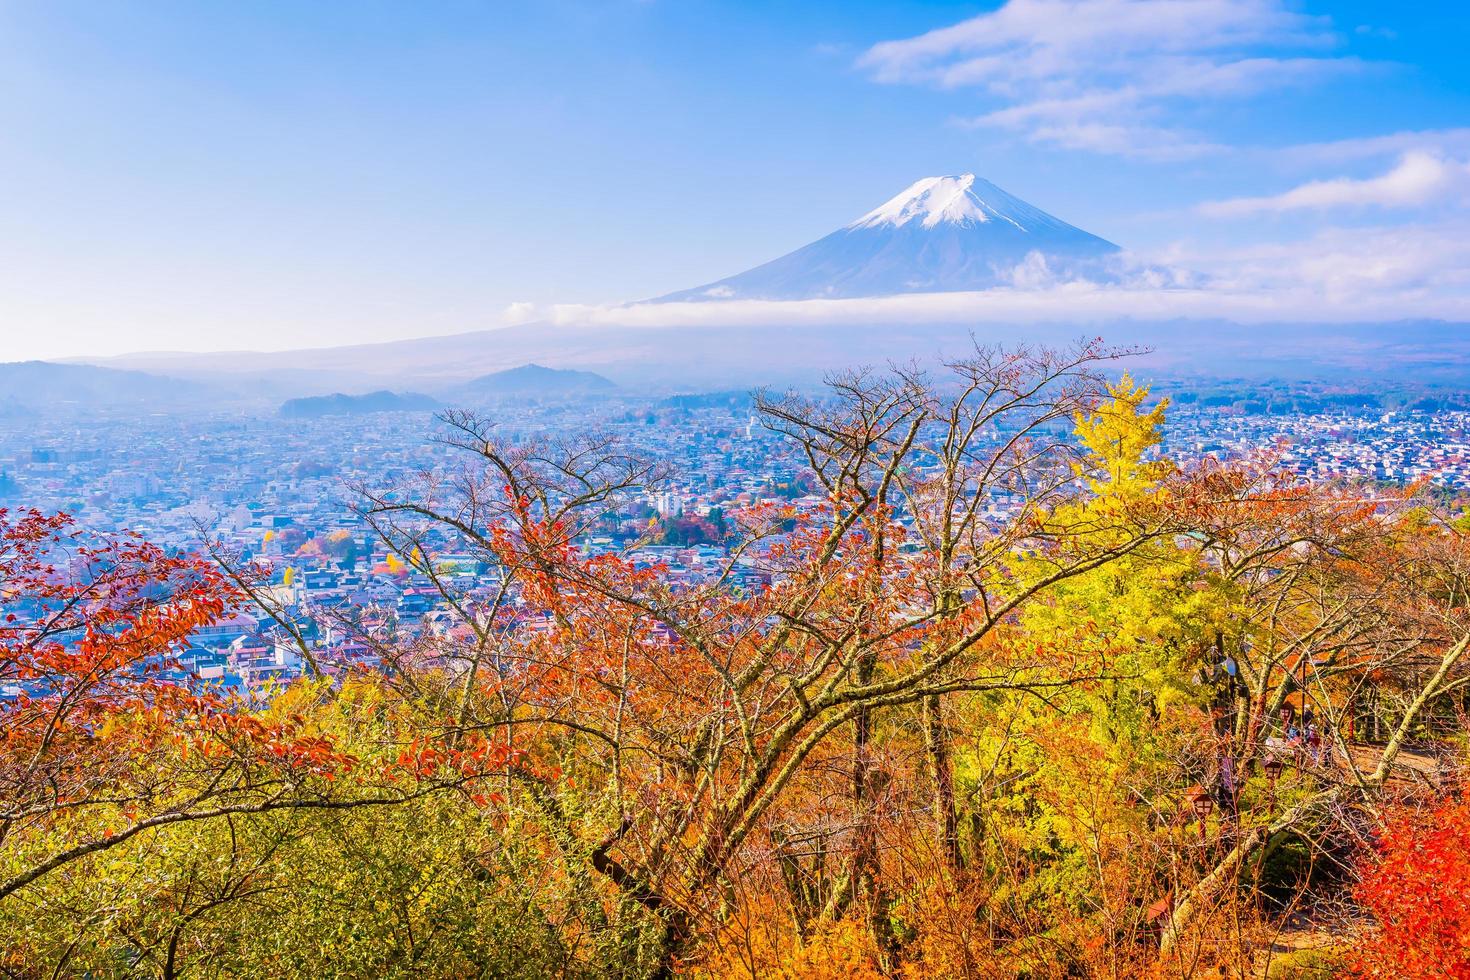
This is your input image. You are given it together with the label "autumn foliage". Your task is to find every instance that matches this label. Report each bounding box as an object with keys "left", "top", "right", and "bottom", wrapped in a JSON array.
[
  {"left": 1351, "top": 796, "right": 1470, "bottom": 979},
  {"left": 2, "top": 346, "right": 1469, "bottom": 977},
  {"left": 0, "top": 507, "right": 517, "bottom": 971}
]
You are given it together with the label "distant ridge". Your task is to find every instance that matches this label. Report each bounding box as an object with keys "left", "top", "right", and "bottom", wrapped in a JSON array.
[
  {"left": 0, "top": 360, "right": 204, "bottom": 408},
  {"left": 657, "top": 173, "right": 1120, "bottom": 302},
  {"left": 280, "top": 390, "right": 439, "bottom": 418},
  {"left": 458, "top": 363, "right": 616, "bottom": 397}
]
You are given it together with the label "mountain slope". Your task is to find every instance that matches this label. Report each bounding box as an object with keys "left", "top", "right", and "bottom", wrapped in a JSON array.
[
  {"left": 279, "top": 390, "right": 439, "bottom": 418},
  {"left": 657, "top": 174, "right": 1120, "bottom": 302},
  {"left": 0, "top": 360, "right": 212, "bottom": 410},
  {"left": 456, "top": 363, "right": 616, "bottom": 398}
]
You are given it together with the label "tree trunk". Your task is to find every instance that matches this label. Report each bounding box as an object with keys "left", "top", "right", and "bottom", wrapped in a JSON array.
[{"left": 923, "top": 693, "right": 964, "bottom": 874}]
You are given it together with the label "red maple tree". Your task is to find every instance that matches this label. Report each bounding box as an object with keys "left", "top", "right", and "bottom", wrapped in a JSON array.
[
  {"left": 1351, "top": 795, "right": 1470, "bottom": 979},
  {"left": 0, "top": 508, "right": 363, "bottom": 901}
]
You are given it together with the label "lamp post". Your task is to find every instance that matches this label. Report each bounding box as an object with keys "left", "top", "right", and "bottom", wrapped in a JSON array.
[
  {"left": 1264, "top": 754, "right": 1284, "bottom": 813},
  {"left": 1185, "top": 785, "right": 1214, "bottom": 844}
]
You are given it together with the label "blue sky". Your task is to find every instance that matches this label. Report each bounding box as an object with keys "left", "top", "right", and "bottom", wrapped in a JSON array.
[{"left": 2, "top": 0, "right": 1469, "bottom": 358}]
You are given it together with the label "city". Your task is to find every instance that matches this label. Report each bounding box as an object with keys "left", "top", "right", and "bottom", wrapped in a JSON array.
[{"left": 5, "top": 383, "right": 1468, "bottom": 701}]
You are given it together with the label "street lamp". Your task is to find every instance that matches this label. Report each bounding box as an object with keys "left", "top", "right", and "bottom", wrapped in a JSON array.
[
  {"left": 1264, "top": 754, "right": 1285, "bottom": 812},
  {"left": 1185, "top": 785, "right": 1214, "bottom": 843}
]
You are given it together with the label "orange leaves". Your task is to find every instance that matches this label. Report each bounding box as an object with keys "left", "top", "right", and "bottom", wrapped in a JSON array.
[
  {"left": 391, "top": 733, "right": 524, "bottom": 786},
  {"left": 1, "top": 509, "right": 248, "bottom": 807},
  {"left": 130, "top": 686, "right": 361, "bottom": 781},
  {"left": 2, "top": 511, "right": 234, "bottom": 686},
  {"left": 397, "top": 742, "right": 447, "bottom": 779},
  {"left": 0, "top": 509, "right": 374, "bottom": 866}
]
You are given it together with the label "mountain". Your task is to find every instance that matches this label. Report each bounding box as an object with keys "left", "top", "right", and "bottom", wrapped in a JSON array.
[
  {"left": 0, "top": 360, "right": 212, "bottom": 409},
  {"left": 279, "top": 390, "right": 439, "bottom": 418},
  {"left": 657, "top": 174, "right": 1120, "bottom": 301},
  {"left": 57, "top": 176, "right": 1470, "bottom": 391},
  {"left": 457, "top": 363, "right": 616, "bottom": 398}
]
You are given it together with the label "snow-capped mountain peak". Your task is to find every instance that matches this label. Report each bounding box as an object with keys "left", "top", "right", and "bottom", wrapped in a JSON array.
[
  {"left": 852, "top": 171, "right": 1081, "bottom": 233},
  {"left": 848, "top": 174, "right": 1025, "bottom": 230},
  {"left": 655, "top": 173, "right": 1121, "bottom": 302}
]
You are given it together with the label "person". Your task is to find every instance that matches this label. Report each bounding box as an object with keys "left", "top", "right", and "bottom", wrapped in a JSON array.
[
  {"left": 1311, "top": 720, "right": 1329, "bottom": 766},
  {"left": 1216, "top": 752, "right": 1239, "bottom": 820},
  {"left": 1305, "top": 721, "right": 1320, "bottom": 766}
]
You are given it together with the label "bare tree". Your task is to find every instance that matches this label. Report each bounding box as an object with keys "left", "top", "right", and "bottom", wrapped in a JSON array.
[{"left": 352, "top": 340, "right": 1177, "bottom": 973}]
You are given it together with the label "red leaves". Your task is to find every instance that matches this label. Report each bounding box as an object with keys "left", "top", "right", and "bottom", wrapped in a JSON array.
[
  {"left": 1350, "top": 795, "right": 1470, "bottom": 979},
  {"left": 0, "top": 509, "right": 367, "bottom": 830}
]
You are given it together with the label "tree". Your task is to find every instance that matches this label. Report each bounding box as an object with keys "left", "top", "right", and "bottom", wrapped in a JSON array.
[
  {"left": 11, "top": 354, "right": 1470, "bottom": 977},
  {"left": 1157, "top": 481, "right": 1470, "bottom": 958},
  {"left": 1350, "top": 796, "right": 1470, "bottom": 979},
  {"left": 0, "top": 507, "right": 503, "bottom": 925},
  {"left": 355, "top": 341, "right": 1184, "bottom": 974}
]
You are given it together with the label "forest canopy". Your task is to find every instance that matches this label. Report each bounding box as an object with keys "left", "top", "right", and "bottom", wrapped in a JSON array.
[{"left": 2, "top": 343, "right": 1467, "bottom": 979}]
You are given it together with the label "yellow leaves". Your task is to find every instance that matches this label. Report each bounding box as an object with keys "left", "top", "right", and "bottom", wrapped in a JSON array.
[
  {"left": 282, "top": 566, "right": 296, "bottom": 587},
  {"left": 1074, "top": 372, "right": 1172, "bottom": 495},
  {"left": 697, "top": 914, "right": 885, "bottom": 980}
]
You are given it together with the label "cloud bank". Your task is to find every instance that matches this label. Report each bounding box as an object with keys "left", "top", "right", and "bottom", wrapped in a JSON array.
[{"left": 501, "top": 221, "right": 1470, "bottom": 331}]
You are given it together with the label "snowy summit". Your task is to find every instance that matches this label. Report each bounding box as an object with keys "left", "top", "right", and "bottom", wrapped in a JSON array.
[
  {"left": 657, "top": 173, "right": 1121, "bottom": 302},
  {"left": 848, "top": 174, "right": 1095, "bottom": 235}
]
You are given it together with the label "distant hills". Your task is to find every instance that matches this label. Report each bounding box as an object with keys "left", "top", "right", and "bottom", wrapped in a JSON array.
[
  {"left": 656, "top": 174, "right": 1120, "bottom": 302},
  {"left": 49, "top": 319, "right": 1470, "bottom": 398},
  {"left": 457, "top": 364, "right": 616, "bottom": 398},
  {"left": 279, "top": 390, "right": 439, "bottom": 418},
  {"left": 0, "top": 360, "right": 206, "bottom": 408}
]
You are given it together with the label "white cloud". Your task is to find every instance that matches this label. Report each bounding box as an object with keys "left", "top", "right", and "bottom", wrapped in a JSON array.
[
  {"left": 861, "top": 0, "right": 1331, "bottom": 85},
  {"left": 990, "top": 119, "right": 1224, "bottom": 161},
  {"left": 1278, "top": 128, "right": 1470, "bottom": 166},
  {"left": 1174, "top": 223, "right": 1470, "bottom": 297},
  {"left": 1198, "top": 152, "right": 1470, "bottom": 216},
  {"left": 860, "top": 0, "right": 1350, "bottom": 158},
  {"left": 500, "top": 301, "right": 545, "bottom": 324},
  {"left": 533, "top": 222, "right": 1470, "bottom": 329},
  {"left": 1004, "top": 251, "right": 1059, "bottom": 288}
]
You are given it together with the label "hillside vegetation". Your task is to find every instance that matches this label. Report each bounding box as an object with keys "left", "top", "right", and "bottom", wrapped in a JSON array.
[{"left": 2, "top": 342, "right": 1466, "bottom": 978}]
